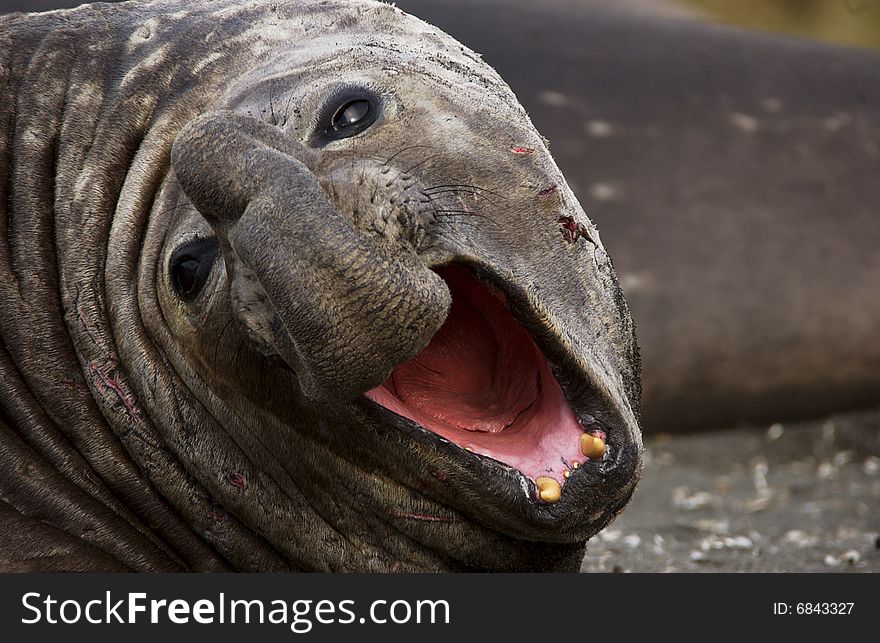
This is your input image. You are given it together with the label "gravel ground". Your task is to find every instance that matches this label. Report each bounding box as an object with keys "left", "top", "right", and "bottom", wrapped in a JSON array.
[{"left": 583, "top": 408, "right": 880, "bottom": 572}]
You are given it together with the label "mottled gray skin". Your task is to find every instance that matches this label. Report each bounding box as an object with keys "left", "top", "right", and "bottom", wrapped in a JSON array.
[{"left": 0, "top": 0, "right": 641, "bottom": 571}]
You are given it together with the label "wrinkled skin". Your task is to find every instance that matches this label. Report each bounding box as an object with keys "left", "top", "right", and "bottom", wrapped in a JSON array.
[{"left": 0, "top": 0, "right": 641, "bottom": 571}]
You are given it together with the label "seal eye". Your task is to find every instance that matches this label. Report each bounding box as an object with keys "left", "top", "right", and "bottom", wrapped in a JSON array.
[
  {"left": 316, "top": 88, "right": 381, "bottom": 143},
  {"left": 170, "top": 238, "right": 220, "bottom": 303},
  {"left": 333, "top": 99, "right": 371, "bottom": 130},
  {"left": 174, "top": 259, "right": 200, "bottom": 297}
]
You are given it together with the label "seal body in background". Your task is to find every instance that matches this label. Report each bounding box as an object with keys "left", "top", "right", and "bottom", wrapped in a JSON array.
[{"left": 0, "top": 0, "right": 641, "bottom": 571}]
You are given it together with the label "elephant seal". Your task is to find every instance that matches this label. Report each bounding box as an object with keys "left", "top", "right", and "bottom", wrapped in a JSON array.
[{"left": 0, "top": 0, "right": 641, "bottom": 571}]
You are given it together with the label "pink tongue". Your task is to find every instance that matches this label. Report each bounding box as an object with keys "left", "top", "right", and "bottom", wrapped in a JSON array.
[{"left": 387, "top": 267, "right": 539, "bottom": 432}]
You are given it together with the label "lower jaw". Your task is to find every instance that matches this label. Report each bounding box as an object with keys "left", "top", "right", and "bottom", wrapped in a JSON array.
[{"left": 353, "top": 391, "right": 637, "bottom": 545}]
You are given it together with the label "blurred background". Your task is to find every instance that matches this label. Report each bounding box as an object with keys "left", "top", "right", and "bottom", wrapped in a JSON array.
[
  {"left": 2, "top": 0, "right": 878, "bottom": 571},
  {"left": 7, "top": 0, "right": 880, "bottom": 46}
]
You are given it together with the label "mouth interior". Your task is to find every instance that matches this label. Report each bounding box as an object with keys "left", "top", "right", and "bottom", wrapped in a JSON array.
[{"left": 366, "top": 265, "right": 591, "bottom": 485}]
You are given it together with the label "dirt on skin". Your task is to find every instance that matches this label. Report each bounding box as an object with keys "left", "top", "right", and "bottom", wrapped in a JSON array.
[{"left": 583, "top": 408, "right": 880, "bottom": 572}]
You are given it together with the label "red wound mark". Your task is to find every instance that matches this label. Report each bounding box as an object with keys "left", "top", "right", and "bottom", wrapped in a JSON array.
[
  {"left": 558, "top": 215, "right": 578, "bottom": 242},
  {"left": 201, "top": 492, "right": 228, "bottom": 523},
  {"left": 60, "top": 379, "right": 87, "bottom": 393},
  {"left": 538, "top": 185, "right": 558, "bottom": 197},
  {"left": 511, "top": 146, "right": 536, "bottom": 155},
  {"left": 557, "top": 215, "right": 596, "bottom": 246},
  {"left": 430, "top": 468, "right": 448, "bottom": 482},
  {"left": 227, "top": 472, "right": 249, "bottom": 490},
  {"left": 87, "top": 361, "right": 142, "bottom": 424}
]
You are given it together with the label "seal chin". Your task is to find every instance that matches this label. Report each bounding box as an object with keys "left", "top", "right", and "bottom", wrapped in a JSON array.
[{"left": 363, "top": 265, "right": 640, "bottom": 536}]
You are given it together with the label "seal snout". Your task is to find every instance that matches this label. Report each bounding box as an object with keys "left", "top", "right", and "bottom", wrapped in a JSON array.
[{"left": 171, "top": 112, "right": 451, "bottom": 404}]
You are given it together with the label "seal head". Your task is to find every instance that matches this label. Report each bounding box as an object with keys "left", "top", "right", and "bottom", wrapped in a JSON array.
[
  {"left": 163, "top": 2, "right": 642, "bottom": 570},
  {"left": 0, "top": 0, "right": 641, "bottom": 571}
]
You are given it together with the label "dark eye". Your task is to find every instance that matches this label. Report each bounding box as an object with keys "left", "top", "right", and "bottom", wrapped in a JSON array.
[
  {"left": 333, "top": 99, "right": 371, "bottom": 130},
  {"left": 316, "top": 88, "right": 381, "bottom": 143},
  {"left": 170, "top": 238, "right": 220, "bottom": 302}
]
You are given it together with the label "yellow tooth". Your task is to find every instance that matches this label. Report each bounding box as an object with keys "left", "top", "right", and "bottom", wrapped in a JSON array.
[
  {"left": 535, "top": 477, "right": 561, "bottom": 503},
  {"left": 580, "top": 434, "right": 606, "bottom": 459},
  {"left": 572, "top": 461, "right": 580, "bottom": 469},
  {"left": 563, "top": 469, "right": 571, "bottom": 479}
]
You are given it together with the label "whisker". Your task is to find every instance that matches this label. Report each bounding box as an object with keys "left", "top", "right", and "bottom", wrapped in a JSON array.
[
  {"left": 433, "top": 209, "right": 500, "bottom": 226},
  {"left": 282, "top": 91, "right": 295, "bottom": 127},
  {"left": 424, "top": 183, "right": 506, "bottom": 199},
  {"left": 424, "top": 187, "right": 499, "bottom": 206},
  {"left": 268, "top": 84, "right": 277, "bottom": 126},
  {"left": 383, "top": 153, "right": 442, "bottom": 189},
  {"left": 383, "top": 144, "right": 437, "bottom": 168},
  {"left": 152, "top": 202, "right": 197, "bottom": 219},
  {"left": 402, "top": 154, "right": 441, "bottom": 176}
]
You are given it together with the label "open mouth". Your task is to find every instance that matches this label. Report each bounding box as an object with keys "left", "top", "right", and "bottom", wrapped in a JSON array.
[{"left": 366, "top": 265, "right": 609, "bottom": 503}]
